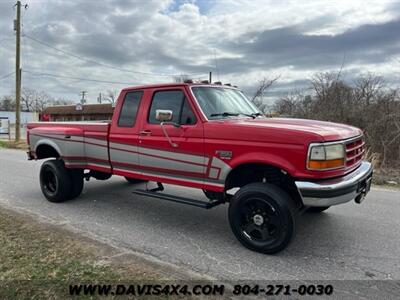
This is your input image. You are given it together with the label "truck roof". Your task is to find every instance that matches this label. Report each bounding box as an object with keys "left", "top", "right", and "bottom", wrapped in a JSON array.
[{"left": 121, "top": 82, "right": 239, "bottom": 92}]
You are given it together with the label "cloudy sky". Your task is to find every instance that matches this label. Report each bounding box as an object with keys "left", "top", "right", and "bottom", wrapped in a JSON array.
[{"left": 0, "top": 0, "right": 399, "bottom": 103}]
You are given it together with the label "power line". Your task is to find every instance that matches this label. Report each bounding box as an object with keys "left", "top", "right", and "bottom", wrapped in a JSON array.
[
  {"left": 0, "top": 36, "right": 14, "bottom": 43},
  {"left": 23, "top": 69, "right": 138, "bottom": 85},
  {"left": 0, "top": 72, "right": 15, "bottom": 81},
  {"left": 23, "top": 34, "right": 207, "bottom": 78}
]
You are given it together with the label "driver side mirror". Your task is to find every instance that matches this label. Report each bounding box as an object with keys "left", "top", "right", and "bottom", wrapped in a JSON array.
[
  {"left": 155, "top": 109, "right": 173, "bottom": 122},
  {"left": 155, "top": 109, "right": 180, "bottom": 128}
]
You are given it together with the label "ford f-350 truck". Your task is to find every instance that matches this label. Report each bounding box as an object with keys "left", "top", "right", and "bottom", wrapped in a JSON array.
[{"left": 27, "top": 82, "right": 373, "bottom": 254}]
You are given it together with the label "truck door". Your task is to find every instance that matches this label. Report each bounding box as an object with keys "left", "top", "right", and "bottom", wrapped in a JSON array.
[
  {"left": 109, "top": 90, "right": 144, "bottom": 177},
  {"left": 138, "top": 88, "right": 206, "bottom": 188}
]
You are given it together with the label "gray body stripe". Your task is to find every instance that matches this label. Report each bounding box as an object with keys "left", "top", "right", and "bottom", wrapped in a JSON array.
[
  {"left": 85, "top": 143, "right": 109, "bottom": 162},
  {"left": 110, "top": 148, "right": 140, "bottom": 165},
  {"left": 138, "top": 146, "right": 208, "bottom": 165},
  {"left": 30, "top": 133, "right": 232, "bottom": 183},
  {"left": 113, "top": 167, "right": 224, "bottom": 187},
  {"left": 109, "top": 142, "right": 208, "bottom": 165},
  {"left": 211, "top": 157, "right": 231, "bottom": 181},
  {"left": 109, "top": 142, "right": 137, "bottom": 152},
  {"left": 31, "top": 133, "right": 84, "bottom": 142},
  {"left": 65, "top": 161, "right": 111, "bottom": 170},
  {"left": 85, "top": 137, "right": 108, "bottom": 146},
  {"left": 209, "top": 168, "right": 219, "bottom": 179},
  {"left": 139, "top": 155, "right": 205, "bottom": 174},
  {"left": 31, "top": 134, "right": 83, "bottom": 157},
  {"left": 65, "top": 161, "right": 86, "bottom": 166}
]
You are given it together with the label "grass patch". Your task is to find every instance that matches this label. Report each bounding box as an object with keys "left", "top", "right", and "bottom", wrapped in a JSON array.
[
  {"left": 0, "top": 209, "right": 168, "bottom": 299},
  {"left": 0, "top": 140, "right": 28, "bottom": 150},
  {"left": 0, "top": 140, "right": 9, "bottom": 148}
]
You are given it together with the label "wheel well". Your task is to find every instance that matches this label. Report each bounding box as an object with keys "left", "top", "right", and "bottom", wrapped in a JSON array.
[
  {"left": 36, "top": 144, "right": 60, "bottom": 159},
  {"left": 225, "top": 163, "right": 303, "bottom": 209}
]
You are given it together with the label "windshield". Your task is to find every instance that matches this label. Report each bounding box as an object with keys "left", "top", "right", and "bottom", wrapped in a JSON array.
[{"left": 191, "top": 87, "right": 263, "bottom": 120}]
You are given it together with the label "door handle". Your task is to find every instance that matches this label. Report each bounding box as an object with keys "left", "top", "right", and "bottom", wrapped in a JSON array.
[{"left": 139, "top": 130, "right": 152, "bottom": 136}]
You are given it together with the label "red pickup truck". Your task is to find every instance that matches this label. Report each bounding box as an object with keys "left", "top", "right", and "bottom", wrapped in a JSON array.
[{"left": 27, "top": 82, "right": 373, "bottom": 254}]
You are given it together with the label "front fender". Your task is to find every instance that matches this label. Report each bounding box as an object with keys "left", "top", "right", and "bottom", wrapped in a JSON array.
[{"left": 228, "top": 152, "right": 297, "bottom": 176}]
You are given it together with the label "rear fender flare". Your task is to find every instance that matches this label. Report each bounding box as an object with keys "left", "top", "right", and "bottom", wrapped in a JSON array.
[{"left": 35, "top": 139, "right": 62, "bottom": 158}]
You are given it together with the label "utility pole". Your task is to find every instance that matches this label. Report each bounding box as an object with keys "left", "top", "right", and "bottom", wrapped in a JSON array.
[
  {"left": 97, "top": 92, "right": 102, "bottom": 104},
  {"left": 209, "top": 71, "right": 212, "bottom": 83},
  {"left": 14, "top": 1, "right": 22, "bottom": 141},
  {"left": 80, "top": 91, "right": 87, "bottom": 104}
]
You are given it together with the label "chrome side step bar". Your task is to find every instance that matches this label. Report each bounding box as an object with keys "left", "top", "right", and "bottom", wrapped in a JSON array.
[{"left": 132, "top": 189, "right": 225, "bottom": 209}]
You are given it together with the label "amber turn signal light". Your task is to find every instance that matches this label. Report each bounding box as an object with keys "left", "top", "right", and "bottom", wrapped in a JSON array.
[{"left": 307, "top": 158, "right": 345, "bottom": 170}]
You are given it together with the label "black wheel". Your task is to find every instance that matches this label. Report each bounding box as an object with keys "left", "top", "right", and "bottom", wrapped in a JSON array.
[
  {"left": 307, "top": 206, "right": 330, "bottom": 213},
  {"left": 228, "top": 183, "right": 296, "bottom": 254},
  {"left": 124, "top": 177, "right": 148, "bottom": 184},
  {"left": 68, "top": 169, "right": 84, "bottom": 199},
  {"left": 39, "top": 160, "right": 72, "bottom": 203},
  {"left": 203, "top": 189, "right": 224, "bottom": 201}
]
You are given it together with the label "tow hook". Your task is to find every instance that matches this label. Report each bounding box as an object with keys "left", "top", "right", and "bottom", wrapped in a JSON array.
[
  {"left": 355, "top": 176, "right": 372, "bottom": 204},
  {"left": 355, "top": 193, "right": 365, "bottom": 204},
  {"left": 355, "top": 184, "right": 367, "bottom": 204}
]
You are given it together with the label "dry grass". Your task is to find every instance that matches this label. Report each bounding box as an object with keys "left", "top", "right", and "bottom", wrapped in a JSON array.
[
  {"left": 0, "top": 209, "right": 168, "bottom": 299},
  {"left": 0, "top": 140, "right": 28, "bottom": 150},
  {"left": 372, "top": 168, "right": 400, "bottom": 187}
]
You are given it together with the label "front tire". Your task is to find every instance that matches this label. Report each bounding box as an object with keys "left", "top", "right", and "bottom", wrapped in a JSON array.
[
  {"left": 228, "top": 183, "right": 296, "bottom": 254},
  {"left": 40, "top": 160, "right": 72, "bottom": 203}
]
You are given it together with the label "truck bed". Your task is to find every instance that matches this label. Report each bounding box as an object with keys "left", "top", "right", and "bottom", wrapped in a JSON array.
[{"left": 28, "top": 122, "right": 112, "bottom": 173}]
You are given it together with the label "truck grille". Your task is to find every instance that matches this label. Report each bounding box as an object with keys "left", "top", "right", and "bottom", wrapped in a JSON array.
[{"left": 345, "top": 136, "right": 365, "bottom": 168}]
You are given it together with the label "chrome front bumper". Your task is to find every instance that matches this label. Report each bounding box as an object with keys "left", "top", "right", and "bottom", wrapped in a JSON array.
[{"left": 295, "top": 162, "right": 373, "bottom": 207}]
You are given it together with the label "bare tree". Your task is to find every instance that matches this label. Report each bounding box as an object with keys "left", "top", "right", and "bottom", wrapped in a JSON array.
[
  {"left": 274, "top": 91, "right": 309, "bottom": 117},
  {"left": 0, "top": 95, "right": 15, "bottom": 111},
  {"left": 354, "top": 73, "right": 384, "bottom": 106},
  {"left": 104, "top": 90, "right": 118, "bottom": 105},
  {"left": 274, "top": 71, "right": 400, "bottom": 169},
  {"left": 1, "top": 91, "right": 74, "bottom": 112},
  {"left": 52, "top": 98, "right": 74, "bottom": 106},
  {"left": 252, "top": 76, "right": 280, "bottom": 113},
  {"left": 173, "top": 74, "right": 191, "bottom": 83},
  {"left": 21, "top": 88, "right": 53, "bottom": 112}
]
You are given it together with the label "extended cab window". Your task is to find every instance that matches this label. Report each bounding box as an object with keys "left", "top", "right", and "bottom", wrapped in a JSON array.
[
  {"left": 118, "top": 91, "right": 143, "bottom": 127},
  {"left": 148, "top": 90, "right": 196, "bottom": 125}
]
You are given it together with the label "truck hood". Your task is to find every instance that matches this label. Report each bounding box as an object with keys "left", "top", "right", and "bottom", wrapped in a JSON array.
[{"left": 212, "top": 117, "right": 362, "bottom": 142}]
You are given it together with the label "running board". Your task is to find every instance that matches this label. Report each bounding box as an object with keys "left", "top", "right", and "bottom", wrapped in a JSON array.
[{"left": 132, "top": 189, "right": 225, "bottom": 209}]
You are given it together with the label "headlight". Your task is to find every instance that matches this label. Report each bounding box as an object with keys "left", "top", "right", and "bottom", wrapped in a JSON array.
[{"left": 307, "top": 143, "right": 345, "bottom": 170}]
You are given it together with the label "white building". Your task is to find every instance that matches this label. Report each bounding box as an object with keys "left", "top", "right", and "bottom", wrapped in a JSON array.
[{"left": 0, "top": 111, "right": 38, "bottom": 125}]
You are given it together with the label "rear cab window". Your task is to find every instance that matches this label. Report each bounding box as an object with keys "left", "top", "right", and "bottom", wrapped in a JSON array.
[{"left": 118, "top": 91, "right": 143, "bottom": 127}]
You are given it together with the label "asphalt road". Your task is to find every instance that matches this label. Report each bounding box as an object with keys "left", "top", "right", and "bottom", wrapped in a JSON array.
[{"left": 1, "top": 148, "right": 399, "bottom": 282}]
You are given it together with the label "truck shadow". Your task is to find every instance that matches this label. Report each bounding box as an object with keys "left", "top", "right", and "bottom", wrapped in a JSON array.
[
  {"left": 288, "top": 212, "right": 354, "bottom": 255},
  {"left": 68, "top": 179, "right": 357, "bottom": 259}
]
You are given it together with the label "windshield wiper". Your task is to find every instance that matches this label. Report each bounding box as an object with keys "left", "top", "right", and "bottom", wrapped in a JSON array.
[
  {"left": 250, "top": 112, "right": 263, "bottom": 118},
  {"left": 210, "top": 112, "right": 262, "bottom": 119},
  {"left": 210, "top": 112, "right": 240, "bottom": 117},
  {"left": 238, "top": 112, "right": 257, "bottom": 119}
]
